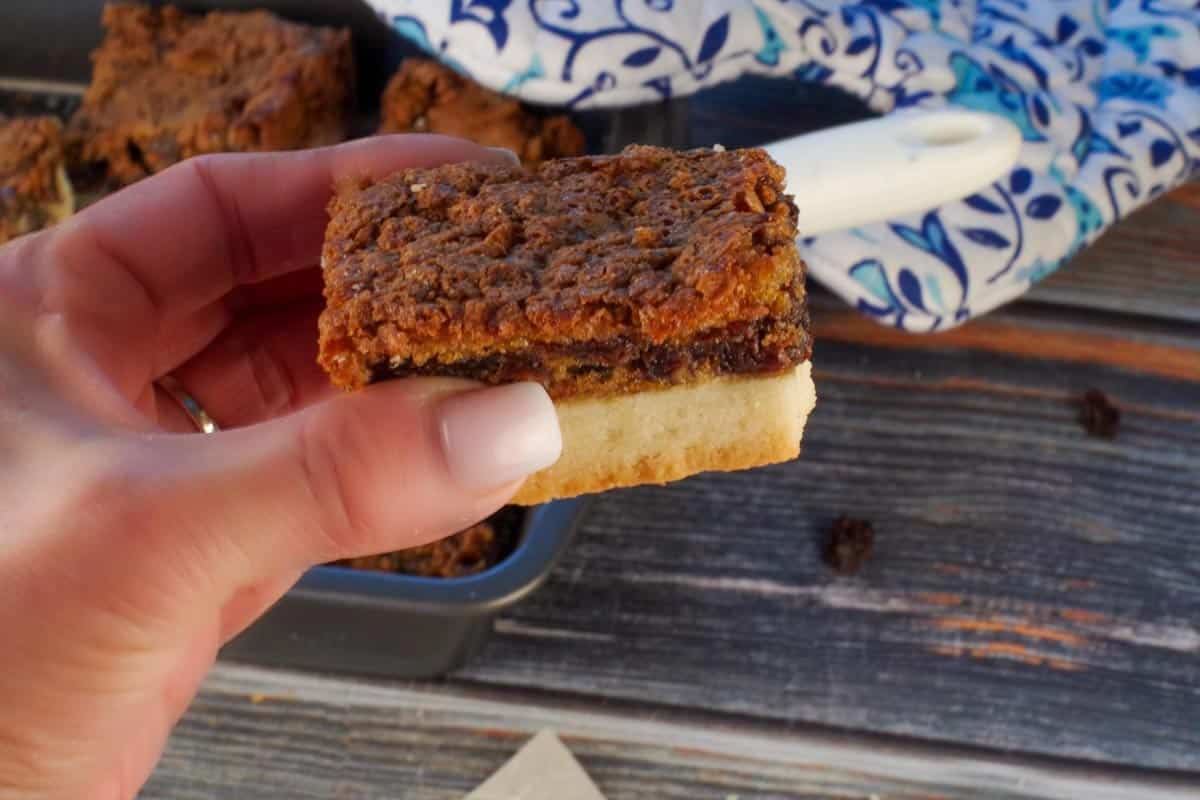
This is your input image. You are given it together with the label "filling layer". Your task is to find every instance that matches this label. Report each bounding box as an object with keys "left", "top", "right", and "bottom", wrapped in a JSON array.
[{"left": 370, "top": 303, "right": 811, "bottom": 401}]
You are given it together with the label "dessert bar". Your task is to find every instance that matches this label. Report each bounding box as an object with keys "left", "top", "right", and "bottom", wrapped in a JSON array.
[
  {"left": 380, "top": 58, "right": 584, "bottom": 166},
  {"left": 319, "top": 145, "right": 815, "bottom": 503},
  {"left": 68, "top": 3, "right": 353, "bottom": 185}
]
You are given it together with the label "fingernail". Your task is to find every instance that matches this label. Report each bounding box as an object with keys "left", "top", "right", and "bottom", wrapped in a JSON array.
[
  {"left": 487, "top": 146, "right": 521, "bottom": 166},
  {"left": 437, "top": 383, "right": 561, "bottom": 490}
]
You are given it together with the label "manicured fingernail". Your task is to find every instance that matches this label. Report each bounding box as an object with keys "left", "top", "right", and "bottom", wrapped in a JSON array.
[
  {"left": 487, "top": 146, "right": 521, "bottom": 165},
  {"left": 437, "top": 383, "right": 561, "bottom": 490}
]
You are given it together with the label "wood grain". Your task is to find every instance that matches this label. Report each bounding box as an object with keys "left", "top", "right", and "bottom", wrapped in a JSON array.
[
  {"left": 809, "top": 292, "right": 1200, "bottom": 383},
  {"left": 147, "top": 664, "right": 1200, "bottom": 800},
  {"left": 1169, "top": 182, "right": 1200, "bottom": 210},
  {"left": 451, "top": 333, "right": 1200, "bottom": 771}
]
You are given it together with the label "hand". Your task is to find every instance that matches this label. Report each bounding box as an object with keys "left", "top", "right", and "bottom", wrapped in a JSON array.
[{"left": 0, "top": 136, "right": 561, "bottom": 799}]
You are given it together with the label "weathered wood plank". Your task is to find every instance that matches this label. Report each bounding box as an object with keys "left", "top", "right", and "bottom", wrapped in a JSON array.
[
  {"left": 448, "top": 325, "right": 1200, "bottom": 770},
  {"left": 147, "top": 664, "right": 1200, "bottom": 800},
  {"left": 808, "top": 291, "right": 1200, "bottom": 382}
]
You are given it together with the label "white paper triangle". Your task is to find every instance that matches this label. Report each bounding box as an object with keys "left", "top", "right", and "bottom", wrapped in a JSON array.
[{"left": 465, "top": 729, "right": 606, "bottom": 800}]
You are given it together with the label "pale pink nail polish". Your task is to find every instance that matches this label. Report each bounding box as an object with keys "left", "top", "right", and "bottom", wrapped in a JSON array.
[
  {"left": 487, "top": 146, "right": 521, "bottom": 165},
  {"left": 437, "top": 383, "right": 561, "bottom": 490}
]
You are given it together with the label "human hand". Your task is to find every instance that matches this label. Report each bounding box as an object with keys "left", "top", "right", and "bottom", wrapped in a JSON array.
[{"left": 0, "top": 136, "right": 561, "bottom": 799}]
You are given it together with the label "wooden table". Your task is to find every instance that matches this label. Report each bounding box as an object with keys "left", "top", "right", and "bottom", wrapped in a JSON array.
[{"left": 144, "top": 80, "right": 1200, "bottom": 798}]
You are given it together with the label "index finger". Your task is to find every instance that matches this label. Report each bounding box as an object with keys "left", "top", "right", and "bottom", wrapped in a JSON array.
[{"left": 47, "top": 135, "right": 517, "bottom": 320}]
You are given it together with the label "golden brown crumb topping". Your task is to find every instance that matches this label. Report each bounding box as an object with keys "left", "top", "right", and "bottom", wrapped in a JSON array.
[
  {"left": 337, "top": 521, "right": 500, "bottom": 578},
  {"left": 319, "top": 145, "right": 808, "bottom": 395},
  {"left": 379, "top": 58, "right": 584, "bottom": 166},
  {"left": 0, "top": 116, "right": 64, "bottom": 204},
  {"left": 0, "top": 116, "right": 67, "bottom": 243},
  {"left": 67, "top": 2, "right": 353, "bottom": 185}
]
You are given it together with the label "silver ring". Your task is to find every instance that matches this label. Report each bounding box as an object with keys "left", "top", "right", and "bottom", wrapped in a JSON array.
[{"left": 156, "top": 375, "right": 220, "bottom": 434}]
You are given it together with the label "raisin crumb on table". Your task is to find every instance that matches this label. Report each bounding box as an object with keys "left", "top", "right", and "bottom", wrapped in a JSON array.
[
  {"left": 823, "top": 516, "right": 875, "bottom": 575},
  {"left": 1078, "top": 388, "right": 1120, "bottom": 439}
]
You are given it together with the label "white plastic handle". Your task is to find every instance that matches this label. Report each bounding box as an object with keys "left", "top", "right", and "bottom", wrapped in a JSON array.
[{"left": 762, "top": 110, "right": 1022, "bottom": 236}]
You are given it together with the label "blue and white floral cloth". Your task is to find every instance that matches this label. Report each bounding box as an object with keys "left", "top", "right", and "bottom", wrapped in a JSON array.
[{"left": 369, "top": 0, "right": 1199, "bottom": 331}]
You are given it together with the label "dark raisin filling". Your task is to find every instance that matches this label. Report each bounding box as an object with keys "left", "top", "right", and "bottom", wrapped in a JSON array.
[{"left": 370, "top": 302, "right": 811, "bottom": 400}]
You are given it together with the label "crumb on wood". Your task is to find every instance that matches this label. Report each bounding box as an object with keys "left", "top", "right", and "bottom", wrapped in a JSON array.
[
  {"left": 1077, "top": 388, "right": 1120, "bottom": 439},
  {"left": 822, "top": 516, "right": 875, "bottom": 575}
]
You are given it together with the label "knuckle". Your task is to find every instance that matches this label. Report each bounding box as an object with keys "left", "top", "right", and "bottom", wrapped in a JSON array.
[
  {"left": 296, "top": 409, "right": 382, "bottom": 559},
  {"left": 185, "top": 154, "right": 259, "bottom": 286},
  {"left": 226, "top": 325, "right": 298, "bottom": 419}
]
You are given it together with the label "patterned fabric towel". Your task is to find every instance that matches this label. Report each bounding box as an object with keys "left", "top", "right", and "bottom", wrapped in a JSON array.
[{"left": 368, "top": 1, "right": 1199, "bottom": 331}]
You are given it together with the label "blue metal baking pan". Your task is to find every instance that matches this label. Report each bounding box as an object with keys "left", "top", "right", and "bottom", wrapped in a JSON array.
[{"left": 220, "top": 500, "right": 586, "bottom": 678}]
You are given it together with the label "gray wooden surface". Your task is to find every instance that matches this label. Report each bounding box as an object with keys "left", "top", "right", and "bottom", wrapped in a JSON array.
[
  {"left": 145, "top": 663, "right": 1199, "bottom": 800},
  {"left": 147, "top": 73, "right": 1200, "bottom": 796},
  {"left": 457, "top": 298, "right": 1200, "bottom": 771}
]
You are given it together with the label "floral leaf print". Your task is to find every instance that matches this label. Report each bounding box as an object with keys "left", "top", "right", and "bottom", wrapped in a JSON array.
[
  {"left": 860, "top": 0, "right": 916, "bottom": 15},
  {"left": 1032, "top": 95, "right": 1051, "bottom": 126},
  {"left": 697, "top": 13, "right": 730, "bottom": 63},
  {"left": 752, "top": 4, "right": 786, "bottom": 66},
  {"left": 1094, "top": 72, "right": 1175, "bottom": 109},
  {"left": 794, "top": 62, "right": 834, "bottom": 82},
  {"left": 1010, "top": 168, "right": 1033, "bottom": 194},
  {"left": 890, "top": 212, "right": 969, "bottom": 296},
  {"left": 450, "top": 0, "right": 511, "bottom": 49},
  {"left": 1103, "top": 165, "right": 1141, "bottom": 218},
  {"left": 898, "top": 268, "right": 926, "bottom": 310},
  {"left": 846, "top": 36, "right": 874, "bottom": 55},
  {"left": 1154, "top": 61, "right": 1200, "bottom": 88},
  {"left": 1025, "top": 194, "right": 1063, "bottom": 219},
  {"left": 1150, "top": 138, "right": 1177, "bottom": 166},
  {"left": 962, "top": 227, "right": 1012, "bottom": 248},
  {"left": 1106, "top": 23, "right": 1178, "bottom": 64},
  {"left": 1117, "top": 119, "right": 1143, "bottom": 137},
  {"left": 1057, "top": 15, "right": 1079, "bottom": 42},
  {"left": 995, "top": 37, "right": 1050, "bottom": 91},
  {"left": 623, "top": 46, "right": 661, "bottom": 67},
  {"left": 965, "top": 193, "right": 1005, "bottom": 214},
  {"left": 1073, "top": 111, "right": 1129, "bottom": 163},
  {"left": 849, "top": 259, "right": 907, "bottom": 323}
]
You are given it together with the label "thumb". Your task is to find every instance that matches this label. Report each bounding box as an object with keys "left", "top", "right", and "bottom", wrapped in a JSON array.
[{"left": 143, "top": 378, "right": 561, "bottom": 594}]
